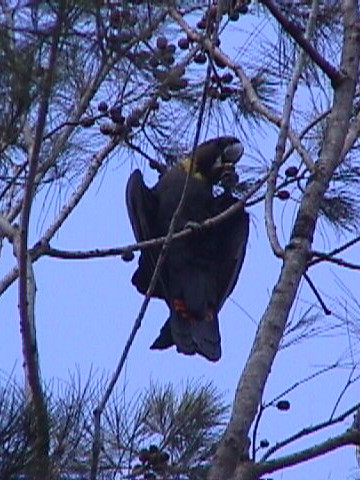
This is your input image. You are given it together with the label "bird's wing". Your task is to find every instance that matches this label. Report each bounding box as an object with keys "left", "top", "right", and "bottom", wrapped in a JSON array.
[
  {"left": 126, "top": 169, "right": 155, "bottom": 242},
  {"left": 126, "top": 169, "right": 165, "bottom": 297},
  {"left": 212, "top": 194, "right": 250, "bottom": 310}
]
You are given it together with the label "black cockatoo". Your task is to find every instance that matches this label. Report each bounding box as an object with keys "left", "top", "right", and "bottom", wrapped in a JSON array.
[{"left": 126, "top": 136, "right": 249, "bottom": 361}]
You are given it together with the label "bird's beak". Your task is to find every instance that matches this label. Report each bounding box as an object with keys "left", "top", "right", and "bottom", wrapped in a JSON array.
[
  {"left": 213, "top": 140, "right": 244, "bottom": 172},
  {"left": 222, "top": 141, "right": 244, "bottom": 166}
]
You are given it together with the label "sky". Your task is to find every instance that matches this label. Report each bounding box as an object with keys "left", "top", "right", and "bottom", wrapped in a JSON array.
[{"left": 1, "top": 4, "right": 360, "bottom": 480}]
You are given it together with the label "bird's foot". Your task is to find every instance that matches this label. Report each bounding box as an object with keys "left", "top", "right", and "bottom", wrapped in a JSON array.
[{"left": 184, "top": 221, "right": 202, "bottom": 232}]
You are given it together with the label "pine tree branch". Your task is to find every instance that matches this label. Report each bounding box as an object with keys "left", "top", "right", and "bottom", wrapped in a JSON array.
[
  {"left": 265, "top": 0, "right": 319, "bottom": 258},
  {"left": 310, "top": 252, "right": 360, "bottom": 270},
  {"left": 169, "top": 6, "right": 315, "bottom": 174},
  {"left": 310, "top": 235, "right": 360, "bottom": 268},
  {"left": 258, "top": 0, "right": 344, "bottom": 87},
  {"left": 208, "top": 3, "right": 360, "bottom": 479},
  {"left": 0, "top": 168, "right": 268, "bottom": 297},
  {"left": 254, "top": 428, "right": 360, "bottom": 477}
]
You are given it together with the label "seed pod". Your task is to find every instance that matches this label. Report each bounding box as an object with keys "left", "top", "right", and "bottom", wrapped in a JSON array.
[
  {"left": 122, "top": 250, "right": 135, "bottom": 262},
  {"left": 276, "top": 400, "right": 290, "bottom": 411},
  {"left": 194, "top": 52, "right": 207, "bottom": 64},
  {"left": 117, "top": 31, "right": 132, "bottom": 44},
  {"left": 168, "top": 77, "right": 188, "bottom": 91},
  {"left": 144, "top": 473, "right": 156, "bottom": 480},
  {"left": 238, "top": 5, "right": 249, "bottom": 14},
  {"left": 229, "top": 11, "right": 240, "bottom": 21},
  {"left": 100, "top": 123, "right": 114, "bottom": 135},
  {"left": 285, "top": 166, "right": 298, "bottom": 177},
  {"left": 156, "top": 36, "right": 168, "bottom": 50},
  {"left": 214, "top": 55, "right": 227, "bottom": 68},
  {"left": 277, "top": 190, "right": 290, "bottom": 200},
  {"left": 197, "top": 18, "right": 207, "bottom": 30},
  {"left": 149, "top": 56, "right": 160, "bottom": 68},
  {"left": 97, "top": 101, "right": 108, "bottom": 112},
  {"left": 109, "top": 107, "right": 125, "bottom": 124},
  {"left": 178, "top": 37, "right": 189, "bottom": 50},
  {"left": 208, "top": 87, "right": 219, "bottom": 98},
  {"left": 149, "top": 98, "right": 160, "bottom": 110},
  {"left": 109, "top": 9, "right": 121, "bottom": 27},
  {"left": 166, "top": 43, "right": 176, "bottom": 54},
  {"left": 222, "top": 72, "right": 233, "bottom": 84},
  {"left": 163, "top": 53, "right": 175, "bottom": 66},
  {"left": 127, "top": 112, "right": 141, "bottom": 128},
  {"left": 208, "top": 5, "right": 217, "bottom": 20}
]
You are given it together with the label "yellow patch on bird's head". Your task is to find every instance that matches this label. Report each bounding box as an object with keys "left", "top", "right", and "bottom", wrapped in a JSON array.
[
  {"left": 179, "top": 156, "right": 206, "bottom": 180},
  {"left": 178, "top": 137, "right": 244, "bottom": 184}
]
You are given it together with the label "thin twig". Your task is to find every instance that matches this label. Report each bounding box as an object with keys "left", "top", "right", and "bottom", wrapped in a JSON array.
[
  {"left": 329, "top": 367, "right": 360, "bottom": 420},
  {"left": 303, "top": 272, "right": 331, "bottom": 315},
  {"left": 251, "top": 403, "right": 265, "bottom": 461},
  {"left": 310, "top": 254, "right": 360, "bottom": 271},
  {"left": 310, "top": 235, "right": 360, "bottom": 267},
  {"left": 265, "top": 363, "right": 338, "bottom": 408},
  {"left": 252, "top": 363, "right": 337, "bottom": 460}
]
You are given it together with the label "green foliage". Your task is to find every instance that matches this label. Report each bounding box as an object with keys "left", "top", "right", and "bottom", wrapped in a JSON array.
[{"left": 0, "top": 376, "right": 227, "bottom": 479}]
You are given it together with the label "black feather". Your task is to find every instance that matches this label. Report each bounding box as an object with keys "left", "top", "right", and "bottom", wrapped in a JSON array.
[{"left": 126, "top": 137, "right": 249, "bottom": 361}]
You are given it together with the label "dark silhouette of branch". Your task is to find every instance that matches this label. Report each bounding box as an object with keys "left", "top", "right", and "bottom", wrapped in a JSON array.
[
  {"left": 310, "top": 235, "right": 360, "bottom": 269},
  {"left": 303, "top": 272, "right": 331, "bottom": 315},
  {"left": 258, "top": 0, "right": 343, "bottom": 86},
  {"left": 0, "top": 168, "right": 268, "bottom": 298},
  {"left": 311, "top": 253, "right": 360, "bottom": 270},
  {"left": 125, "top": 139, "right": 167, "bottom": 175}
]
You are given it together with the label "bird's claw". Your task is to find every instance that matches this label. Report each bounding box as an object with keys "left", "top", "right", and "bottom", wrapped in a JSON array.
[{"left": 185, "top": 221, "right": 202, "bottom": 232}]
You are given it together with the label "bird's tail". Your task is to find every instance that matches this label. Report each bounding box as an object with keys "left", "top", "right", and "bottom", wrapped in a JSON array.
[{"left": 150, "top": 301, "right": 221, "bottom": 362}]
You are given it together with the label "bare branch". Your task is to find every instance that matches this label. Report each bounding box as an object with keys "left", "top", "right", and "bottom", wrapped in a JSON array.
[
  {"left": 254, "top": 428, "right": 360, "bottom": 477},
  {"left": 258, "top": 0, "right": 343, "bottom": 86}
]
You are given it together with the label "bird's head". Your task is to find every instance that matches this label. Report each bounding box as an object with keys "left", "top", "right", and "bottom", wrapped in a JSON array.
[{"left": 180, "top": 136, "right": 244, "bottom": 184}]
